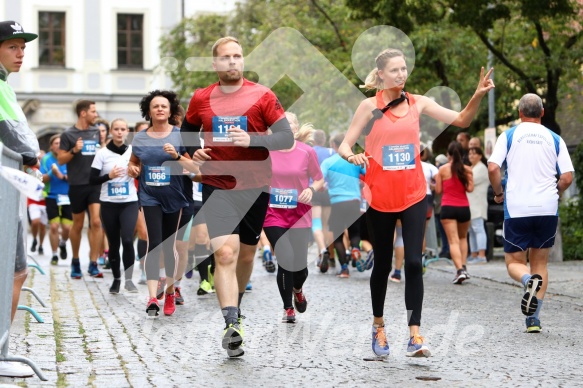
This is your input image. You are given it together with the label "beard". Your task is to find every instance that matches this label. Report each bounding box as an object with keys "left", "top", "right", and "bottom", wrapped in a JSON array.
[{"left": 218, "top": 69, "right": 243, "bottom": 84}]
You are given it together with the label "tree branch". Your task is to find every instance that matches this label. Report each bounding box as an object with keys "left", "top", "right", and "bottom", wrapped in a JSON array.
[
  {"left": 310, "top": 0, "right": 347, "bottom": 51},
  {"left": 474, "top": 29, "right": 537, "bottom": 93},
  {"left": 534, "top": 22, "right": 551, "bottom": 58}
]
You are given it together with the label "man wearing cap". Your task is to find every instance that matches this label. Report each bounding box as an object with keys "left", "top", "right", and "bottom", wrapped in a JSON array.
[{"left": 0, "top": 20, "right": 40, "bottom": 378}]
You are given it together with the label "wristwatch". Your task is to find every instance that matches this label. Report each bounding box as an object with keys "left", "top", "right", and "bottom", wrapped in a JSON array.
[
  {"left": 494, "top": 192, "right": 503, "bottom": 198},
  {"left": 174, "top": 153, "right": 182, "bottom": 161}
]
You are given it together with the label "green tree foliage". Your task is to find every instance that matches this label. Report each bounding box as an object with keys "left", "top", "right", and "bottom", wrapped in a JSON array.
[
  {"left": 345, "top": 0, "right": 583, "bottom": 135},
  {"left": 559, "top": 141, "right": 583, "bottom": 260}
]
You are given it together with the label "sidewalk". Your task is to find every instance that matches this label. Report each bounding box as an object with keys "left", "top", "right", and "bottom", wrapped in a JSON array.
[{"left": 3, "top": 234, "right": 583, "bottom": 387}]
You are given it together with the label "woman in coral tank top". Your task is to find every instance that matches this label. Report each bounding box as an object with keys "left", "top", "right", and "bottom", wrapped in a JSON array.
[{"left": 338, "top": 48, "right": 494, "bottom": 359}]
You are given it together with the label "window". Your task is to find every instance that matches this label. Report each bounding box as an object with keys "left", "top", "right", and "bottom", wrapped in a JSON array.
[
  {"left": 117, "top": 14, "right": 143, "bottom": 68},
  {"left": 38, "top": 11, "right": 66, "bottom": 66}
]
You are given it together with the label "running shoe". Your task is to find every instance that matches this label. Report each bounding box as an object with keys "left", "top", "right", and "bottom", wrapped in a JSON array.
[
  {"left": 352, "top": 248, "right": 365, "bottom": 272},
  {"left": 103, "top": 258, "right": 111, "bottom": 270},
  {"left": 97, "top": 256, "right": 105, "bottom": 266},
  {"left": 293, "top": 289, "right": 307, "bottom": 313},
  {"left": 264, "top": 249, "right": 276, "bottom": 273},
  {"left": 30, "top": 238, "right": 37, "bottom": 253},
  {"left": 164, "top": 292, "right": 176, "bottom": 316},
  {"left": 222, "top": 321, "right": 244, "bottom": 357},
  {"left": 462, "top": 265, "right": 470, "bottom": 279},
  {"left": 319, "top": 250, "right": 330, "bottom": 273},
  {"left": 406, "top": 334, "right": 431, "bottom": 357},
  {"left": 365, "top": 250, "right": 374, "bottom": 270},
  {"left": 282, "top": 308, "right": 296, "bottom": 323},
  {"left": 51, "top": 255, "right": 58, "bottom": 266},
  {"left": 146, "top": 297, "right": 160, "bottom": 317},
  {"left": 526, "top": 316, "right": 542, "bottom": 333},
  {"left": 337, "top": 264, "right": 349, "bottom": 278},
  {"left": 157, "top": 277, "right": 166, "bottom": 300},
  {"left": 245, "top": 281, "right": 252, "bottom": 292},
  {"left": 125, "top": 280, "right": 138, "bottom": 293},
  {"left": 88, "top": 262, "right": 103, "bottom": 278},
  {"left": 175, "top": 287, "right": 184, "bottom": 305},
  {"left": 389, "top": 272, "right": 401, "bottom": 283},
  {"left": 38, "top": 246, "right": 44, "bottom": 255},
  {"left": 371, "top": 325, "right": 390, "bottom": 357},
  {"left": 109, "top": 279, "right": 121, "bottom": 294},
  {"left": 522, "top": 274, "right": 543, "bottom": 316},
  {"left": 197, "top": 279, "right": 214, "bottom": 295},
  {"left": 70, "top": 260, "right": 82, "bottom": 279},
  {"left": 452, "top": 269, "right": 467, "bottom": 285},
  {"left": 59, "top": 241, "right": 67, "bottom": 260}
]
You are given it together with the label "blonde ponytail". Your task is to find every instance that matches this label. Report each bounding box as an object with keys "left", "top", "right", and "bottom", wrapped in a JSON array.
[{"left": 360, "top": 48, "right": 406, "bottom": 91}]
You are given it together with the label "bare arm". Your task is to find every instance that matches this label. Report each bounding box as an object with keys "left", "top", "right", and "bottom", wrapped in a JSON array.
[
  {"left": 558, "top": 171, "right": 573, "bottom": 195},
  {"left": 417, "top": 67, "right": 495, "bottom": 128},
  {"left": 338, "top": 98, "right": 376, "bottom": 168},
  {"left": 488, "top": 161, "right": 504, "bottom": 203},
  {"left": 465, "top": 165, "right": 474, "bottom": 193}
]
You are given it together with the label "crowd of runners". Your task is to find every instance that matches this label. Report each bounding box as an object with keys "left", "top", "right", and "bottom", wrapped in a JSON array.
[{"left": 8, "top": 31, "right": 574, "bottom": 365}]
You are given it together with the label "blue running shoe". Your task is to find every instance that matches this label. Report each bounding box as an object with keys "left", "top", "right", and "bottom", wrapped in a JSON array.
[
  {"left": 97, "top": 256, "right": 105, "bottom": 266},
  {"left": 245, "top": 281, "right": 252, "bottom": 291},
  {"left": 371, "top": 325, "right": 390, "bottom": 357},
  {"left": 365, "top": 250, "right": 374, "bottom": 270},
  {"left": 71, "top": 261, "right": 82, "bottom": 279},
  {"left": 88, "top": 261, "right": 103, "bottom": 278},
  {"left": 522, "top": 274, "right": 542, "bottom": 316},
  {"left": 263, "top": 250, "right": 276, "bottom": 273},
  {"left": 526, "top": 317, "right": 542, "bottom": 333},
  {"left": 406, "top": 334, "right": 431, "bottom": 357}
]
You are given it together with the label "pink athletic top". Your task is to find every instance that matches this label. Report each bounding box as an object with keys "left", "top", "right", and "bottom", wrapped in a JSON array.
[
  {"left": 264, "top": 141, "right": 323, "bottom": 229},
  {"left": 441, "top": 172, "right": 469, "bottom": 207}
]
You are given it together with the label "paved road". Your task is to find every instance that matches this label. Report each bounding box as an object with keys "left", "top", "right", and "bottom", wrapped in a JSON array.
[{"left": 3, "top": 234, "right": 583, "bottom": 387}]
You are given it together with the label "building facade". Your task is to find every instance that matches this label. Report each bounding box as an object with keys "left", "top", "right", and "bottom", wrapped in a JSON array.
[{"left": 1, "top": 0, "right": 195, "bottom": 149}]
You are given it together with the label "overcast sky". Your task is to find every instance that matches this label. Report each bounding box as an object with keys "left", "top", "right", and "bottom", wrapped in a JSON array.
[{"left": 185, "top": 0, "right": 241, "bottom": 16}]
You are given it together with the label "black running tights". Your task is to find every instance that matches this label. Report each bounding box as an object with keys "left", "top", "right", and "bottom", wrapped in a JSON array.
[
  {"left": 142, "top": 206, "right": 181, "bottom": 281},
  {"left": 100, "top": 201, "right": 139, "bottom": 280},
  {"left": 264, "top": 227, "right": 310, "bottom": 309},
  {"left": 367, "top": 198, "right": 426, "bottom": 326}
]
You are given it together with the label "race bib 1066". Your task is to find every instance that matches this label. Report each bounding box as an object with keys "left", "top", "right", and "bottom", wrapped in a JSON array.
[{"left": 145, "top": 166, "right": 171, "bottom": 186}]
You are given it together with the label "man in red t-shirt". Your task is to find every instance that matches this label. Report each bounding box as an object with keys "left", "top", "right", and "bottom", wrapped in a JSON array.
[{"left": 181, "top": 36, "right": 293, "bottom": 357}]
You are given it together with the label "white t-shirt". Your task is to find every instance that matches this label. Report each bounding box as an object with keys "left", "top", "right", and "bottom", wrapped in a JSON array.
[
  {"left": 421, "top": 161, "right": 439, "bottom": 195},
  {"left": 91, "top": 145, "right": 138, "bottom": 203},
  {"left": 488, "top": 122, "right": 574, "bottom": 218}
]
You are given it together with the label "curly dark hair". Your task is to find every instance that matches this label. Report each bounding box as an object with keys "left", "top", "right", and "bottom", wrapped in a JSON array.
[
  {"left": 139, "top": 90, "right": 181, "bottom": 126},
  {"left": 447, "top": 141, "right": 469, "bottom": 188}
]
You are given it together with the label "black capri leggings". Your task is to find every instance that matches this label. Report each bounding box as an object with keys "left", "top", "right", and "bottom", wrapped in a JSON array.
[
  {"left": 142, "top": 206, "right": 182, "bottom": 281},
  {"left": 264, "top": 227, "right": 311, "bottom": 310},
  {"left": 367, "top": 198, "right": 427, "bottom": 326},
  {"left": 100, "top": 201, "right": 139, "bottom": 280}
]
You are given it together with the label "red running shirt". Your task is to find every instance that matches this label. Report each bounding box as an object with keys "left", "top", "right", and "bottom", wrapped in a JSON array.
[
  {"left": 185, "top": 79, "right": 285, "bottom": 190},
  {"left": 363, "top": 92, "right": 426, "bottom": 212},
  {"left": 441, "top": 172, "right": 469, "bottom": 207}
]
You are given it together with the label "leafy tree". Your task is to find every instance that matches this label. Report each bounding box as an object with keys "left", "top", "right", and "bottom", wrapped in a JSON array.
[{"left": 345, "top": 0, "right": 583, "bottom": 135}]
